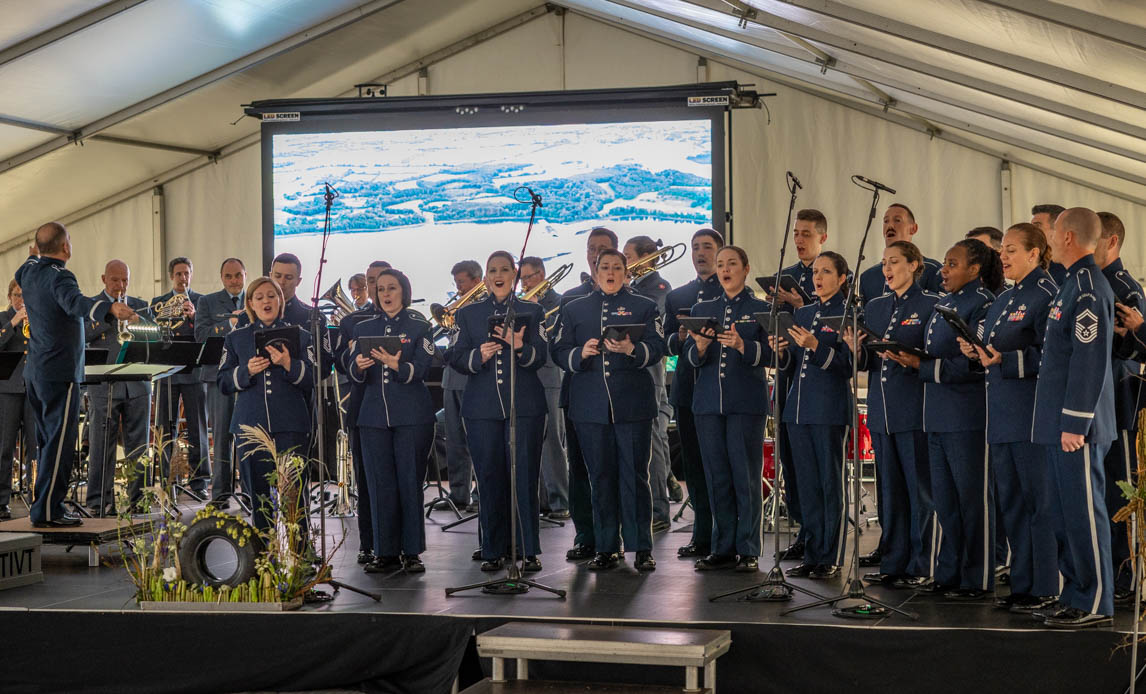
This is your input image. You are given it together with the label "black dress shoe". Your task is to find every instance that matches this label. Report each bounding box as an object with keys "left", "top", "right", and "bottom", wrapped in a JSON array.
[
  {"left": 363, "top": 556, "right": 401, "bottom": 573},
  {"left": 472, "top": 548, "right": 483, "bottom": 561},
  {"left": 481, "top": 557, "right": 504, "bottom": 572},
  {"left": 892, "top": 576, "right": 928, "bottom": 589},
  {"left": 587, "top": 552, "right": 621, "bottom": 570},
  {"left": 862, "top": 572, "right": 893, "bottom": 585},
  {"left": 1114, "top": 587, "right": 1135, "bottom": 605},
  {"left": 914, "top": 580, "right": 958, "bottom": 594},
  {"left": 1044, "top": 607, "right": 1113, "bottom": 629},
  {"left": 777, "top": 541, "right": 805, "bottom": 561},
  {"left": 736, "top": 556, "right": 758, "bottom": 572},
  {"left": 566, "top": 543, "right": 595, "bottom": 561},
  {"left": 858, "top": 549, "right": 881, "bottom": 567},
  {"left": 810, "top": 564, "right": 840, "bottom": 579},
  {"left": 995, "top": 593, "right": 1023, "bottom": 609},
  {"left": 522, "top": 556, "right": 542, "bottom": 573},
  {"left": 667, "top": 475, "right": 684, "bottom": 503},
  {"left": 32, "top": 513, "right": 82, "bottom": 528},
  {"left": 1011, "top": 595, "right": 1057, "bottom": 615},
  {"left": 695, "top": 554, "right": 738, "bottom": 571},
  {"left": 402, "top": 555, "right": 425, "bottom": 573},
  {"left": 785, "top": 562, "right": 815, "bottom": 578},
  {"left": 945, "top": 588, "right": 989, "bottom": 601},
  {"left": 1031, "top": 601, "right": 1065, "bottom": 622},
  {"left": 357, "top": 550, "right": 376, "bottom": 565},
  {"left": 0, "top": 505, "right": 10, "bottom": 520},
  {"left": 635, "top": 551, "right": 656, "bottom": 572},
  {"left": 677, "top": 542, "right": 709, "bottom": 558}
]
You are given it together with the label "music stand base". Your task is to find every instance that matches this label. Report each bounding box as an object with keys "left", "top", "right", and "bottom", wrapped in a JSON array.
[
  {"left": 425, "top": 496, "right": 463, "bottom": 520},
  {"left": 709, "top": 566, "right": 826, "bottom": 603},
  {"left": 446, "top": 566, "right": 566, "bottom": 599},
  {"left": 324, "top": 578, "right": 382, "bottom": 602},
  {"left": 833, "top": 602, "right": 889, "bottom": 619},
  {"left": 442, "top": 512, "right": 478, "bottom": 531},
  {"left": 781, "top": 578, "right": 917, "bottom": 620}
]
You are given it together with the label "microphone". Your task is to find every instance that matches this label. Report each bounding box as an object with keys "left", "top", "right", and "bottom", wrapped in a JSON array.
[
  {"left": 526, "top": 187, "right": 543, "bottom": 207},
  {"left": 853, "top": 175, "right": 896, "bottom": 195},
  {"left": 786, "top": 171, "right": 802, "bottom": 190}
]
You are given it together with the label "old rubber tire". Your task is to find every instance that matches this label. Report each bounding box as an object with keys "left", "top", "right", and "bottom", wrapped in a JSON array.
[{"left": 178, "top": 514, "right": 263, "bottom": 587}]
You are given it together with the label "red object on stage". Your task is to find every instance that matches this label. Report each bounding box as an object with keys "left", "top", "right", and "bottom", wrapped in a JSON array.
[
  {"left": 761, "top": 438, "right": 775, "bottom": 482},
  {"left": 847, "top": 412, "right": 874, "bottom": 462}
]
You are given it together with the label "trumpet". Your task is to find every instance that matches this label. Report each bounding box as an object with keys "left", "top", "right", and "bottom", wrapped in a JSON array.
[
  {"left": 430, "top": 283, "right": 487, "bottom": 335},
  {"left": 626, "top": 241, "right": 687, "bottom": 279},
  {"left": 519, "top": 263, "right": 573, "bottom": 302},
  {"left": 318, "top": 279, "right": 356, "bottom": 326},
  {"left": 21, "top": 317, "right": 29, "bottom": 339}
]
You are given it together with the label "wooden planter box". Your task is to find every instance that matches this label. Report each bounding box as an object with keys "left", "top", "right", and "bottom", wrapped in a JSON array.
[{"left": 138, "top": 597, "right": 303, "bottom": 612}]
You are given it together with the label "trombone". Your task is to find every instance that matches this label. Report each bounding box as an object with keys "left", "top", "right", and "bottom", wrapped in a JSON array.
[
  {"left": 626, "top": 241, "right": 687, "bottom": 279},
  {"left": 519, "top": 263, "right": 573, "bottom": 302},
  {"left": 430, "top": 282, "right": 487, "bottom": 338}
]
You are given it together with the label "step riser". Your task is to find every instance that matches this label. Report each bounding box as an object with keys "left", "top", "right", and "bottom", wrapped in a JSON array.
[{"left": 0, "top": 533, "right": 43, "bottom": 590}]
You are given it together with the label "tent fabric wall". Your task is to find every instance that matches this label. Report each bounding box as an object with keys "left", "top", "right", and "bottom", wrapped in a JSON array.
[{"left": 5, "top": 10, "right": 1144, "bottom": 301}]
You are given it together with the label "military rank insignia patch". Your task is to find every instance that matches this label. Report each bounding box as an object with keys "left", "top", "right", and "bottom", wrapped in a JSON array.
[{"left": 1075, "top": 308, "right": 1098, "bottom": 343}]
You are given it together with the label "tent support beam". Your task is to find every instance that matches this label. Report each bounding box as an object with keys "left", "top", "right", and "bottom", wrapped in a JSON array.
[
  {"left": 973, "top": 0, "right": 1146, "bottom": 53},
  {"left": 0, "top": 114, "right": 221, "bottom": 156},
  {"left": 0, "top": 0, "right": 151, "bottom": 69}
]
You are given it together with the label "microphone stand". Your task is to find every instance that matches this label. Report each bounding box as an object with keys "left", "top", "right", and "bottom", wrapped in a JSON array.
[
  {"left": 782, "top": 176, "right": 916, "bottom": 620},
  {"left": 446, "top": 187, "right": 565, "bottom": 598},
  {"left": 309, "top": 183, "right": 380, "bottom": 602},
  {"left": 710, "top": 172, "right": 825, "bottom": 603}
]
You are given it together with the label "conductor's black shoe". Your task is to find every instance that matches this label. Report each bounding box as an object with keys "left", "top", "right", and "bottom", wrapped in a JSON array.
[
  {"left": 858, "top": 549, "right": 881, "bottom": 567},
  {"left": 566, "top": 544, "right": 595, "bottom": 561},
  {"left": 677, "top": 542, "right": 709, "bottom": 558},
  {"left": 1114, "top": 587, "right": 1135, "bottom": 605},
  {"left": 810, "top": 564, "right": 840, "bottom": 579},
  {"left": 635, "top": 551, "right": 656, "bottom": 572},
  {"left": 0, "top": 505, "right": 10, "bottom": 520},
  {"left": 651, "top": 519, "right": 671, "bottom": 534},
  {"left": 587, "top": 552, "right": 621, "bottom": 571},
  {"left": 401, "top": 555, "right": 425, "bottom": 573},
  {"left": 1044, "top": 607, "right": 1112, "bottom": 630},
  {"left": 32, "top": 513, "right": 82, "bottom": 528},
  {"left": 667, "top": 475, "right": 684, "bottom": 503},
  {"left": 356, "top": 550, "right": 375, "bottom": 565},
  {"left": 695, "top": 554, "right": 738, "bottom": 571},
  {"left": 363, "top": 556, "right": 400, "bottom": 573},
  {"left": 481, "top": 557, "right": 504, "bottom": 572},
  {"left": 945, "top": 588, "right": 989, "bottom": 601},
  {"left": 736, "top": 556, "right": 759, "bottom": 572},
  {"left": 777, "top": 541, "right": 805, "bottom": 561},
  {"left": 472, "top": 548, "right": 483, "bottom": 561},
  {"left": 522, "top": 556, "right": 542, "bottom": 573},
  {"left": 784, "top": 562, "right": 815, "bottom": 578},
  {"left": 862, "top": 572, "right": 894, "bottom": 585},
  {"left": 1011, "top": 595, "right": 1057, "bottom": 615}
]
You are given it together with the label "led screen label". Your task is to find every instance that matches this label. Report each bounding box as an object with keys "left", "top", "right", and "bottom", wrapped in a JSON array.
[{"left": 687, "top": 95, "right": 729, "bottom": 107}]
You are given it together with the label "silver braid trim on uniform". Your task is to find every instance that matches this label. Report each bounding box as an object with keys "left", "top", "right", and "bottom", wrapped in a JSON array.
[
  {"left": 291, "top": 362, "right": 305, "bottom": 386},
  {"left": 980, "top": 442, "right": 990, "bottom": 591},
  {"left": 403, "top": 362, "right": 415, "bottom": 384},
  {"left": 933, "top": 358, "right": 941, "bottom": 382},
  {"left": 1082, "top": 445, "right": 1103, "bottom": 615},
  {"left": 635, "top": 341, "right": 650, "bottom": 368},
  {"left": 820, "top": 347, "right": 835, "bottom": 371},
  {"left": 1062, "top": 408, "right": 1094, "bottom": 419},
  {"left": 45, "top": 383, "right": 74, "bottom": 521},
  {"left": 1017, "top": 350, "right": 1024, "bottom": 379},
  {"left": 232, "top": 367, "right": 243, "bottom": 391},
  {"left": 468, "top": 349, "right": 480, "bottom": 374}
]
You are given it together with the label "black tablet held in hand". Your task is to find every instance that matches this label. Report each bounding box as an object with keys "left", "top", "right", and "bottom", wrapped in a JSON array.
[
  {"left": 359, "top": 336, "right": 403, "bottom": 357},
  {"left": 678, "top": 317, "right": 723, "bottom": 336},
  {"left": 934, "top": 304, "right": 986, "bottom": 350},
  {"left": 254, "top": 326, "right": 301, "bottom": 360},
  {"left": 755, "top": 275, "right": 812, "bottom": 303},
  {"left": 866, "top": 340, "right": 928, "bottom": 359},
  {"left": 754, "top": 311, "right": 795, "bottom": 337},
  {"left": 599, "top": 323, "right": 646, "bottom": 344}
]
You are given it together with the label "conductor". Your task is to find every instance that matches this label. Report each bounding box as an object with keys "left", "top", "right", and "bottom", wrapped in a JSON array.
[{"left": 15, "top": 223, "right": 136, "bottom": 527}]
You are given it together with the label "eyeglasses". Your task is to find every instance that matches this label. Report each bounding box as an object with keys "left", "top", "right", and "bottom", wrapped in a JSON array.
[{"left": 520, "top": 270, "right": 543, "bottom": 282}]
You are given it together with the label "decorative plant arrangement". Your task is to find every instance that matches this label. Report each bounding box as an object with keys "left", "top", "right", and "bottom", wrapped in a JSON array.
[
  {"left": 1114, "top": 409, "right": 1146, "bottom": 642},
  {"left": 118, "top": 425, "right": 337, "bottom": 609}
]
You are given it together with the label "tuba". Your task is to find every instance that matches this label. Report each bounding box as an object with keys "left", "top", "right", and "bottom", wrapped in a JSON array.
[{"left": 319, "top": 279, "right": 356, "bottom": 326}]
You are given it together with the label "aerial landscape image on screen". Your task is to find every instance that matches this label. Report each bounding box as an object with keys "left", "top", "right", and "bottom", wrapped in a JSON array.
[{"left": 272, "top": 119, "right": 714, "bottom": 307}]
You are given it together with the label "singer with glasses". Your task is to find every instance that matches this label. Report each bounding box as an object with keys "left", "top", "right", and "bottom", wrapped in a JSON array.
[
  {"left": 685, "top": 245, "right": 770, "bottom": 573},
  {"left": 554, "top": 248, "right": 664, "bottom": 572},
  {"left": 774, "top": 251, "right": 853, "bottom": 579},
  {"left": 351, "top": 268, "right": 436, "bottom": 574},
  {"left": 448, "top": 251, "right": 548, "bottom": 573},
  {"left": 958, "top": 223, "right": 1059, "bottom": 613}
]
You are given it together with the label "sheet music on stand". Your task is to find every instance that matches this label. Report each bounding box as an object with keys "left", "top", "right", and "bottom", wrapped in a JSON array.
[{"left": 84, "top": 363, "right": 185, "bottom": 383}]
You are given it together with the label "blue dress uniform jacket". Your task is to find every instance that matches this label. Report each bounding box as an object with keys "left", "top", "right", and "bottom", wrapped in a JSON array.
[
  {"left": 195, "top": 289, "right": 244, "bottom": 383},
  {"left": 859, "top": 257, "right": 942, "bottom": 306},
  {"left": 684, "top": 289, "right": 771, "bottom": 416},
  {"left": 981, "top": 269, "right": 1057, "bottom": 444},
  {"left": 446, "top": 295, "right": 548, "bottom": 420},
  {"left": 779, "top": 291, "right": 852, "bottom": 425},
  {"left": 16, "top": 256, "right": 109, "bottom": 384},
  {"left": 1032, "top": 257, "right": 1116, "bottom": 445},
  {"left": 217, "top": 320, "right": 315, "bottom": 435},
  {"left": 350, "top": 310, "right": 436, "bottom": 428},
  {"left": 553, "top": 287, "right": 665, "bottom": 423},
  {"left": 149, "top": 289, "right": 204, "bottom": 380},
  {"left": 919, "top": 279, "right": 994, "bottom": 433},
  {"left": 856, "top": 284, "right": 941, "bottom": 434},
  {"left": 86, "top": 292, "right": 152, "bottom": 398},
  {"left": 535, "top": 287, "right": 563, "bottom": 389},
  {"left": 1048, "top": 261, "right": 1068, "bottom": 286},
  {"left": 665, "top": 274, "right": 722, "bottom": 408},
  {"left": 778, "top": 260, "right": 815, "bottom": 313},
  {"left": 1101, "top": 258, "right": 1145, "bottom": 431},
  {"left": 0, "top": 307, "right": 29, "bottom": 394}
]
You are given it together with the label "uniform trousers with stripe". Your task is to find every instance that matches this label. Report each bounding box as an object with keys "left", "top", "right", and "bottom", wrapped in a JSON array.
[
  {"left": 872, "top": 430, "right": 934, "bottom": 577},
  {"left": 787, "top": 423, "right": 846, "bottom": 566},
  {"left": 349, "top": 427, "right": 373, "bottom": 552},
  {"left": 359, "top": 423, "right": 433, "bottom": 558},
  {"left": 695, "top": 414, "right": 764, "bottom": 558},
  {"left": 85, "top": 384, "right": 151, "bottom": 509},
  {"left": 26, "top": 379, "right": 79, "bottom": 523},
  {"left": 566, "top": 410, "right": 600, "bottom": 549},
  {"left": 0, "top": 393, "right": 35, "bottom": 506},
  {"left": 929, "top": 431, "right": 994, "bottom": 590},
  {"left": 992, "top": 441, "right": 1058, "bottom": 598},
  {"left": 237, "top": 431, "right": 309, "bottom": 533},
  {"left": 774, "top": 373, "right": 805, "bottom": 546},
  {"left": 1048, "top": 441, "right": 1114, "bottom": 616},
  {"left": 1104, "top": 430, "right": 1136, "bottom": 592},
  {"left": 675, "top": 406, "right": 712, "bottom": 551},
  {"left": 466, "top": 416, "right": 545, "bottom": 560},
  {"left": 575, "top": 419, "right": 654, "bottom": 555}
]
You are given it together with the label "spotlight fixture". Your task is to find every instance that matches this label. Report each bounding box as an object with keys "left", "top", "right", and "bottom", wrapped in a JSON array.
[
  {"left": 500, "top": 104, "right": 526, "bottom": 114},
  {"left": 455, "top": 106, "right": 480, "bottom": 115}
]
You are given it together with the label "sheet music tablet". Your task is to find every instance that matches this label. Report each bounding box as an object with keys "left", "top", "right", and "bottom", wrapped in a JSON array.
[
  {"left": 865, "top": 340, "right": 928, "bottom": 360},
  {"left": 754, "top": 312, "right": 795, "bottom": 337},
  {"left": 599, "top": 323, "right": 645, "bottom": 344},
  {"left": 819, "top": 312, "right": 878, "bottom": 339},
  {"left": 359, "top": 336, "right": 402, "bottom": 356},
  {"left": 933, "top": 304, "right": 986, "bottom": 350},
  {"left": 677, "top": 317, "right": 723, "bottom": 336},
  {"left": 755, "top": 275, "right": 812, "bottom": 303},
  {"left": 255, "top": 325, "right": 301, "bottom": 360}
]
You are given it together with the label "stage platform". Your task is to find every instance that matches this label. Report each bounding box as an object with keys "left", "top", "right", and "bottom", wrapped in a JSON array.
[{"left": 0, "top": 489, "right": 1139, "bottom": 693}]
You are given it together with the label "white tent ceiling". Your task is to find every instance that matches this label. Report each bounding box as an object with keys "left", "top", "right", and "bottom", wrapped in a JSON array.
[{"left": 1, "top": 0, "right": 1144, "bottom": 255}]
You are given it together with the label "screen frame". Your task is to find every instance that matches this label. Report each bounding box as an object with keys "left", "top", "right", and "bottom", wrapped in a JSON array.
[{"left": 255, "top": 83, "right": 731, "bottom": 274}]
